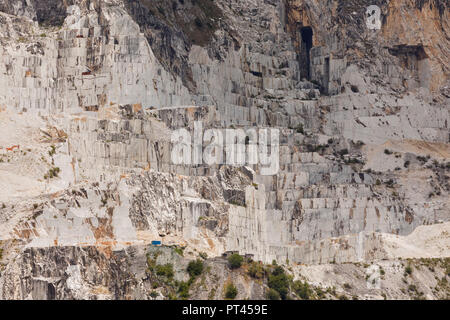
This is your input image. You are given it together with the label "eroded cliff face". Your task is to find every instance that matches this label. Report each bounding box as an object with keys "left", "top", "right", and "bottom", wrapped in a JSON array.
[
  {"left": 286, "top": 0, "right": 449, "bottom": 93},
  {"left": 0, "top": 0, "right": 448, "bottom": 299}
]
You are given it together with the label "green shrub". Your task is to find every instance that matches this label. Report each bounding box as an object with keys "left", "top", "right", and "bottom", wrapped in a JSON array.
[
  {"left": 168, "top": 293, "right": 177, "bottom": 300},
  {"left": 315, "top": 287, "right": 325, "bottom": 299},
  {"left": 248, "top": 261, "right": 264, "bottom": 279},
  {"left": 178, "top": 281, "right": 190, "bottom": 299},
  {"left": 44, "top": 167, "right": 60, "bottom": 179},
  {"left": 293, "top": 280, "right": 312, "bottom": 300},
  {"left": 224, "top": 283, "right": 237, "bottom": 299},
  {"left": 266, "top": 288, "right": 280, "bottom": 300},
  {"left": 228, "top": 254, "right": 243, "bottom": 269},
  {"left": 174, "top": 247, "right": 184, "bottom": 256},
  {"left": 272, "top": 266, "right": 284, "bottom": 276},
  {"left": 48, "top": 145, "right": 56, "bottom": 156},
  {"left": 268, "top": 267, "right": 289, "bottom": 300},
  {"left": 155, "top": 263, "right": 174, "bottom": 279},
  {"left": 405, "top": 265, "right": 413, "bottom": 276},
  {"left": 187, "top": 259, "right": 204, "bottom": 278},
  {"left": 445, "top": 258, "right": 450, "bottom": 276}
]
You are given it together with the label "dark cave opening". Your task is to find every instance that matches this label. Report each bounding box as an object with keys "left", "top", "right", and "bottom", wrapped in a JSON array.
[
  {"left": 300, "top": 27, "right": 313, "bottom": 80},
  {"left": 47, "top": 283, "right": 56, "bottom": 300},
  {"left": 324, "top": 57, "right": 330, "bottom": 94}
]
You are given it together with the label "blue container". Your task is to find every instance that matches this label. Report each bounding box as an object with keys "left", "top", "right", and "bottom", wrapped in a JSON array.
[{"left": 151, "top": 241, "right": 162, "bottom": 246}]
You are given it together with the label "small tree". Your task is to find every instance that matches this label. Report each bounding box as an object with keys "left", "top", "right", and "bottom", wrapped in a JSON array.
[
  {"left": 293, "top": 280, "right": 312, "bottom": 300},
  {"left": 248, "top": 261, "right": 264, "bottom": 279},
  {"left": 187, "top": 259, "right": 204, "bottom": 278},
  {"left": 266, "top": 288, "right": 280, "bottom": 300},
  {"left": 268, "top": 266, "right": 289, "bottom": 299},
  {"left": 224, "top": 283, "right": 237, "bottom": 299},
  {"left": 228, "top": 254, "right": 243, "bottom": 269}
]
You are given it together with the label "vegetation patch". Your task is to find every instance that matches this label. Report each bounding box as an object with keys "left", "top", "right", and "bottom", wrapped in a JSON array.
[
  {"left": 44, "top": 167, "right": 60, "bottom": 179},
  {"left": 267, "top": 266, "right": 290, "bottom": 300},
  {"left": 293, "top": 280, "right": 313, "bottom": 300},
  {"left": 228, "top": 254, "right": 244, "bottom": 269},
  {"left": 174, "top": 247, "right": 184, "bottom": 256},
  {"left": 224, "top": 282, "right": 238, "bottom": 299},
  {"left": 187, "top": 259, "right": 204, "bottom": 278},
  {"left": 247, "top": 261, "right": 265, "bottom": 279},
  {"left": 266, "top": 288, "right": 281, "bottom": 300},
  {"left": 155, "top": 263, "right": 175, "bottom": 280}
]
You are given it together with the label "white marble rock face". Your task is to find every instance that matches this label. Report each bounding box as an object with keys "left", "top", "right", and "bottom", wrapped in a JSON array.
[{"left": 0, "top": 0, "right": 448, "bottom": 300}]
